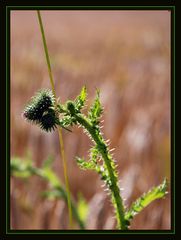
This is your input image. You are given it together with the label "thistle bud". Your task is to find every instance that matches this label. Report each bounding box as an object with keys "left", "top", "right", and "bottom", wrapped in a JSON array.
[{"left": 23, "top": 89, "right": 58, "bottom": 132}]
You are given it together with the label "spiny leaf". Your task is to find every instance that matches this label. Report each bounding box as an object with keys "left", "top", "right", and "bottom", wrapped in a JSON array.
[
  {"left": 88, "top": 89, "right": 103, "bottom": 125},
  {"left": 75, "top": 86, "right": 87, "bottom": 112},
  {"left": 76, "top": 157, "right": 96, "bottom": 170},
  {"left": 125, "top": 178, "right": 168, "bottom": 221},
  {"left": 89, "top": 145, "right": 99, "bottom": 163},
  {"left": 59, "top": 115, "right": 75, "bottom": 127},
  {"left": 57, "top": 103, "right": 67, "bottom": 113}
]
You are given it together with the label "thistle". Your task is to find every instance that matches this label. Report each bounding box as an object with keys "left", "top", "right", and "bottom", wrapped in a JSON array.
[
  {"left": 23, "top": 86, "right": 168, "bottom": 229},
  {"left": 23, "top": 89, "right": 58, "bottom": 132}
]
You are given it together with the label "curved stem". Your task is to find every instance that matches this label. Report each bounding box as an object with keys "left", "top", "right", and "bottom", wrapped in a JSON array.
[{"left": 75, "top": 113, "right": 127, "bottom": 229}]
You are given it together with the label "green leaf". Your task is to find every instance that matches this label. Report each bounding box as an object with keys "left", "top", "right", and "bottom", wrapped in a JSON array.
[
  {"left": 42, "top": 156, "right": 54, "bottom": 169},
  {"left": 40, "top": 168, "right": 61, "bottom": 189},
  {"left": 89, "top": 145, "right": 99, "bottom": 164},
  {"left": 125, "top": 178, "right": 168, "bottom": 221},
  {"left": 11, "top": 157, "right": 34, "bottom": 178},
  {"left": 11, "top": 157, "right": 85, "bottom": 229},
  {"left": 59, "top": 116, "right": 74, "bottom": 127},
  {"left": 77, "top": 193, "right": 89, "bottom": 222},
  {"left": 76, "top": 157, "right": 96, "bottom": 170},
  {"left": 57, "top": 103, "right": 67, "bottom": 113},
  {"left": 88, "top": 89, "right": 103, "bottom": 124},
  {"left": 75, "top": 86, "right": 87, "bottom": 111},
  {"left": 41, "top": 189, "right": 65, "bottom": 200}
]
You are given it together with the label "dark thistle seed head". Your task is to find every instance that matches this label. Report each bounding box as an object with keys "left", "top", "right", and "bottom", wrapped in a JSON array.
[
  {"left": 39, "top": 109, "right": 58, "bottom": 132},
  {"left": 23, "top": 89, "right": 58, "bottom": 132},
  {"left": 23, "top": 89, "right": 55, "bottom": 123}
]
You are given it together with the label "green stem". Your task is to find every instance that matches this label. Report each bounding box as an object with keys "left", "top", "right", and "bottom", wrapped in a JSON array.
[
  {"left": 35, "top": 169, "right": 85, "bottom": 229},
  {"left": 37, "top": 10, "right": 56, "bottom": 97},
  {"left": 74, "top": 113, "right": 127, "bottom": 229},
  {"left": 10, "top": 160, "right": 85, "bottom": 229},
  {"left": 36, "top": 10, "right": 73, "bottom": 228}
]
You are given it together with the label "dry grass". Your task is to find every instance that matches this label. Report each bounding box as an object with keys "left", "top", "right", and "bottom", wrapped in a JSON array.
[{"left": 10, "top": 10, "right": 171, "bottom": 230}]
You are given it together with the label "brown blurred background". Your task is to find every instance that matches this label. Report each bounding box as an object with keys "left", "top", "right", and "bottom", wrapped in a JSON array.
[{"left": 10, "top": 10, "right": 171, "bottom": 230}]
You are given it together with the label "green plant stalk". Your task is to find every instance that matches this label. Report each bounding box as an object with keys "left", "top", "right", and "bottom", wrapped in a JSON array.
[
  {"left": 37, "top": 10, "right": 73, "bottom": 228},
  {"left": 71, "top": 112, "right": 127, "bottom": 229},
  {"left": 10, "top": 159, "right": 85, "bottom": 229},
  {"left": 30, "top": 169, "right": 85, "bottom": 229},
  {"left": 22, "top": 85, "right": 168, "bottom": 229}
]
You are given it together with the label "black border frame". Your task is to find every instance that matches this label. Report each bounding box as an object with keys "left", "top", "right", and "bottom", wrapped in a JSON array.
[{"left": 0, "top": 1, "right": 176, "bottom": 239}]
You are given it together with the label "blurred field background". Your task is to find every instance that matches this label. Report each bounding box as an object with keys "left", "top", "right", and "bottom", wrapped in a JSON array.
[{"left": 10, "top": 10, "right": 171, "bottom": 230}]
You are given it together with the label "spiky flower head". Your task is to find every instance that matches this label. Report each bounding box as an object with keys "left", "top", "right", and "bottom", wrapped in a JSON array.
[
  {"left": 23, "top": 89, "right": 58, "bottom": 132},
  {"left": 40, "top": 109, "right": 58, "bottom": 132}
]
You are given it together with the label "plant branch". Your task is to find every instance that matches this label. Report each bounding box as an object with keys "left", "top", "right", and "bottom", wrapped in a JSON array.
[
  {"left": 11, "top": 158, "right": 85, "bottom": 229},
  {"left": 125, "top": 178, "right": 168, "bottom": 222},
  {"left": 23, "top": 83, "right": 168, "bottom": 229},
  {"left": 72, "top": 113, "right": 127, "bottom": 229}
]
